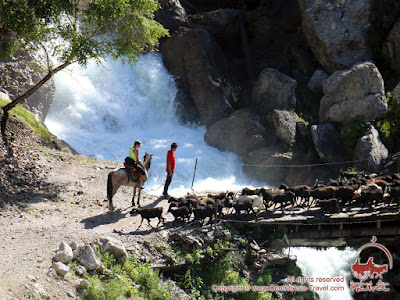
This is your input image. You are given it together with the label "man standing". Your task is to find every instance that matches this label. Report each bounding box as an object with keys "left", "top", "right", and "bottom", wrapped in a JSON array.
[{"left": 163, "top": 142, "right": 178, "bottom": 198}]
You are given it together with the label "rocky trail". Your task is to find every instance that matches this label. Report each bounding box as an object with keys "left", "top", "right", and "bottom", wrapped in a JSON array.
[{"left": 0, "top": 117, "right": 192, "bottom": 299}]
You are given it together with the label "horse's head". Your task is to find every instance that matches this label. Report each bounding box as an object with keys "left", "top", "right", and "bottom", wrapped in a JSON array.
[{"left": 143, "top": 152, "right": 153, "bottom": 170}]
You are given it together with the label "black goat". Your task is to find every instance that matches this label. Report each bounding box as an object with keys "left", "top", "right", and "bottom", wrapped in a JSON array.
[
  {"left": 131, "top": 207, "right": 164, "bottom": 229},
  {"left": 316, "top": 198, "right": 340, "bottom": 214},
  {"left": 192, "top": 204, "right": 215, "bottom": 225},
  {"left": 168, "top": 205, "right": 192, "bottom": 223},
  {"left": 270, "top": 191, "right": 295, "bottom": 213},
  {"left": 232, "top": 200, "right": 254, "bottom": 215}
]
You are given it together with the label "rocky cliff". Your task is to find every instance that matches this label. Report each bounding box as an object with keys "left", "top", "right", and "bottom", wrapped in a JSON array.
[{"left": 157, "top": 0, "right": 400, "bottom": 185}]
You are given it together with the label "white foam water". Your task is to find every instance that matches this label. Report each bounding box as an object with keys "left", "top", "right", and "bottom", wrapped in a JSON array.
[
  {"left": 45, "top": 53, "right": 264, "bottom": 196},
  {"left": 285, "top": 247, "right": 356, "bottom": 300}
]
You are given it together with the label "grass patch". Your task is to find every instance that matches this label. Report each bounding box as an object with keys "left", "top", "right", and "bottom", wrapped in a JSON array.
[
  {"left": 0, "top": 96, "right": 51, "bottom": 141},
  {"left": 340, "top": 120, "right": 370, "bottom": 156},
  {"left": 80, "top": 247, "right": 173, "bottom": 300}
]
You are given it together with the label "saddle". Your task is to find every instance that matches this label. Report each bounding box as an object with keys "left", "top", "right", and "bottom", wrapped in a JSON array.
[{"left": 124, "top": 161, "right": 140, "bottom": 182}]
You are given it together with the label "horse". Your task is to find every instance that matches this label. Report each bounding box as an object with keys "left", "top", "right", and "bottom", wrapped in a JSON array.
[{"left": 107, "top": 153, "right": 153, "bottom": 210}]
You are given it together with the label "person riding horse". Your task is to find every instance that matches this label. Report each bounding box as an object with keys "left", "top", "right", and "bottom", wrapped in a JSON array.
[{"left": 125, "top": 140, "right": 146, "bottom": 185}]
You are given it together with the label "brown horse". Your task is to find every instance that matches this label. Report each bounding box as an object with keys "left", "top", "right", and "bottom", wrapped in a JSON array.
[{"left": 107, "top": 153, "right": 153, "bottom": 210}]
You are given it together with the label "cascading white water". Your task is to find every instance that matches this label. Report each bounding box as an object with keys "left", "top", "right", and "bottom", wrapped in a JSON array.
[
  {"left": 45, "top": 53, "right": 263, "bottom": 196},
  {"left": 285, "top": 247, "right": 356, "bottom": 300}
]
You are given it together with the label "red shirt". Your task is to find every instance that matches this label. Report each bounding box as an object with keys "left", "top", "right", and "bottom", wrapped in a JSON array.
[{"left": 166, "top": 149, "right": 175, "bottom": 172}]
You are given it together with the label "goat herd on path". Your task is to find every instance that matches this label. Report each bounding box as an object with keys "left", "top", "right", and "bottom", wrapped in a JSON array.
[{"left": 121, "top": 172, "right": 400, "bottom": 229}]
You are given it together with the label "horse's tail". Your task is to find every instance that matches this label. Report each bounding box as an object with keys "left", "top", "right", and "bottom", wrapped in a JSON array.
[{"left": 107, "top": 171, "right": 114, "bottom": 202}]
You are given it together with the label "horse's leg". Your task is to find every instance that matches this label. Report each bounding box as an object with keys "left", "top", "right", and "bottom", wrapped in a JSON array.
[
  {"left": 137, "top": 184, "right": 142, "bottom": 207},
  {"left": 107, "top": 173, "right": 121, "bottom": 211},
  {"left": 132, "top": 186, "right": 137, "bottom": 207}
]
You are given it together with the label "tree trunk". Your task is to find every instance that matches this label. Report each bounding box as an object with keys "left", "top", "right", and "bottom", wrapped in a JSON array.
[{"left": 0, "top": 60, "right": 72, "bottom": 142}]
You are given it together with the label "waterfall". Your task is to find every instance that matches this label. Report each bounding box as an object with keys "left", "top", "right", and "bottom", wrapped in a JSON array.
[
  {"left": 286, "top": 247, "right": 356, "bottom": 300},
  {"left": 45, "top": 53, "right": 263, "bottom": 196}
]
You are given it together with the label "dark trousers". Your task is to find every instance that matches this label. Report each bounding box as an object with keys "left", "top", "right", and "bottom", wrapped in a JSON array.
[{"left": 163, "top": 172, "right": 173, "bottom": 195}]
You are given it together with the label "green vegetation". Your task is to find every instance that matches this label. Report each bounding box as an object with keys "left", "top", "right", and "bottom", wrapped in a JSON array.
[
  {"left": 377, "top": 93, "right": 400, "bottom": 153},
  {"left": 80, "top": 247, "right": 173, "bottom": 300},
  {"left": 0, "top": 0, "right": 168, "bottom": 137},
  {"left": 172, "top": 240, "right": 272, "bottom": 300},
  {"left": 0, "top": 95, "right": 51, "bottom": 141},
  {"left": 340, "top": 120, "right": 370, "bottom": 156}
]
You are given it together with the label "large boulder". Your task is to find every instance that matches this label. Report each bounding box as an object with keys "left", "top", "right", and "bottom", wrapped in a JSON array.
[
  {"left": 319, "top": 62, "right": 387, "bottom": 123},
  {"left": 311, "top": 123, "right": 347, "bottom": 163},
  {"left": 189, "top": 9, "right": 240, "bottom": 38},
  {"left": 383, "top": 18, "right": 400, "bottom": 74},
  {"left": 243, "top": 147, "right": 291, "bottom": 186},
  {"left": 204, "top": 109, "right": 268, "bottom": 156},
  {"left": 97, "top": 237, "right": 128, "bottom": 263},
  {"left": 161, "top": 27, "right": 234, "bottom": 127},
  {"left": 251, "top": 68, "right": 297, "bottom": 115},
  {"left": 53, "top": 241, "right": 73, "bottom": 264},
  {"left": 354, "top": 125, "right": 389, "bottom": 173},
  {"left": 155, "top": 0, "right": 188, "bottom": 31},
  {"left": 392, "top": 82, "right": 400, "bottom": 106},
  {"left": 0, "top": 51, "right": 55, "bottom": 121},
  {"left": 74, "top": 244, "right": 104, "bottom": 272},
  {"left": 298, "top": 0, "right": 371, "bottom": 73},
  {"left": 307, "top": 69, "right": 329, "bottom": 93},
  {"left": 266, "top": 109, "right": 297, "bottom": 145}
]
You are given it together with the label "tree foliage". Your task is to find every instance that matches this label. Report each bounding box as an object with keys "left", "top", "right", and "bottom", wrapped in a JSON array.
[{"left": 0, "top": 0, "right": 168, "bottom": 141}]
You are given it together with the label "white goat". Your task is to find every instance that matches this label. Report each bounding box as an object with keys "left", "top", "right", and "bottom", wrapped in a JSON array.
[{"left": 232, "top": 193, "right": 264, "bottom": 212}]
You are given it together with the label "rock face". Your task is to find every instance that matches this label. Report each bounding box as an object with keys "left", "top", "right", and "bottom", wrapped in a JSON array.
[
  {"left": 319, "top": 62, "right": 387, "bottom": 123},
  {"left": 251, "top": 68, "right": 297, "bottom": 115},
  {"left": 307, "top": 69, "right": 329, "bottom": 93},
  {"left": 354, "top": 125, "right": 389, "bottom": 173},
  {"left": 189, "top": 9, "right": 240, "bottom": 37},
  {"left": 392, "top": 82, "right": 400, "bottom": 106},
  {"left": 204, "top": 109, "right": 267, "bottom": 156},
  {"left": 383, "top": 18, "right": 400, "bottom": 73},
  {"left": 298, "top": 0, "right": 371, "bottom": 73},
  {"left": 311, "top": 123, "right": 347, "bottom": 163},
  {"left": 155, "top": 0, "right": 188, "bottom": 31},
  {"left": 161, "top": 27, "right": 234, "bottom": 127},
  {"left": 243, "top": 148, "right": 291, "bottom": 185},
  {"left": 0, "top": 51, "right": 55, "bottom": 121},
  {"left": 266, "top": 109, "right": 297, "bottom": 145}
]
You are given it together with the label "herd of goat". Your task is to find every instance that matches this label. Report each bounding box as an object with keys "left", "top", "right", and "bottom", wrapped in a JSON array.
[{"left": 130, "top": 172, "right": 400, "bottom": 228}]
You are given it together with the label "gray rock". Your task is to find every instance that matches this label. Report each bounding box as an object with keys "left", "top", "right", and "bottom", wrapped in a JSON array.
[
  {"left": 298, "top": 0, "right": 371, "bottom": 73},
  {"left": 169, "top": 232, "right": 203, "bottom": 247},
  {"left": 52, "top": 262, "right": 70, "bottom": 276},
  {"left": 251, "top": 68, "right": 297, "bottom": 115},
  {"left": 54, "top": 241, "right": 73, "bottom": 264},
  {"left": 161, "top": 27, "right": 234, "bottom": 127},
  {"left": 383, "top": 18, "right": 400, "bottom": 73},
  {"left": 189, "top": 9, "right": 240, "bottom": 37},
  {"left": 0, "top": 51, "right": 55, "bottom": 121},
  {"left": 155, "top": 0, "right": 188, "bottom": 31},
  {"left": 74, "top": 244, "right": 104, "bottom": 271},
  {"left": 204, "top": 109, "right": 267, "bottom": 156},
  {"left": 319, "top": 62, "right": 387, "bottom": 123},
  {"left": 307, "top": 69, "right": 329, "bottom": 92},
  {"left": 311, "top": 123, "right": 347, "bottom": 162},
  {"left": 98, "top": 237, "right": 128, "bottom": 263},
  {"left": 75, "top": 265, "right": 87, "bottom": 276},
  {"left": 354, "top": 125, "right": 389, "bottom": 173},
  {"left": 266, "top": 109, "right": 298, "bottom": 145},
  {"left": 392, "top": 83, "right": 400, "bottom": 106},
  {"left": 243, "top": 148, "right": 292, "bottom": 185}
]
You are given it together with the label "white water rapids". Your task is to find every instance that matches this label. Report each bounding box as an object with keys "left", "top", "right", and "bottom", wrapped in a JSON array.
[
  {"left": 45, "top": 52, "right": 356, "bottom": 300},
  {"left": 45, "top": 53, "right": 263, "bottom": 196}
]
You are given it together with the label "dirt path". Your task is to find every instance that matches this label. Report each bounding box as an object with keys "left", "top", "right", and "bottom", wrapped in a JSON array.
[{"left": 0, "top": 146, "right": 176, "bottom": 300}]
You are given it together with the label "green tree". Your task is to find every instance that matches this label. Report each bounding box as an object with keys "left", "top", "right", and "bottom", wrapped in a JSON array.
[{"left": 0, "top": 0, "right": 168, "bottom": 141}]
